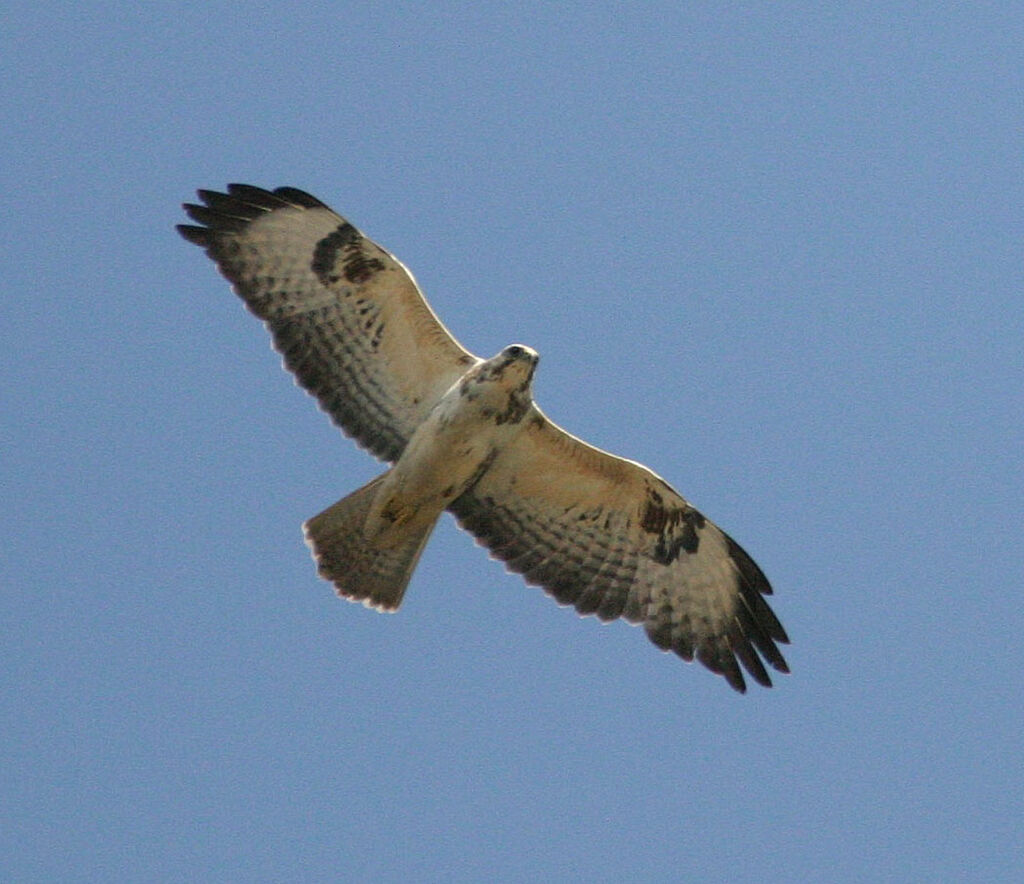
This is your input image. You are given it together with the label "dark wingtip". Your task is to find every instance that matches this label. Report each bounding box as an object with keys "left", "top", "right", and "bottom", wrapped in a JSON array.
[
  {"left": 273, "top": 186, "right": 327, "bottom": 208},
  {"left": 224, "top": 182, "right": 278, "bottom": 200},
  {"left": 732, "top": 631, "right": 774, "bottom": 688},
  {"left": 697, "top": 643, "right": 748, "bottom": 693},
  {"left": 724, "top": 666, "right": 748, "bottom": 694},
  {"left": 176, "top": 223, "right": 211, "bottom": 245},
  {"left": 177, "top": 185, "right": 326, "bottom": 242},
  {"left": 182, "top": 201, "right": 248, "bottom": 231},
  {"left": 223, "top": 183, "right": 305, "bottom": 210}
]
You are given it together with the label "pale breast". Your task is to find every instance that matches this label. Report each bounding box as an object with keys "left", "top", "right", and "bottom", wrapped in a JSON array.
[{"left": 365, "top": 365, "right": 533, "bottom": 538}]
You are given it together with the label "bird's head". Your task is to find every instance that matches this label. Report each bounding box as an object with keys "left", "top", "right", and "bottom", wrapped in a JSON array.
[
  {"left": 491, "top": 344, "right": 539, "bottom": 388},
  {"left": 458, "top": 345, "right": 539, "bottom": 416}
]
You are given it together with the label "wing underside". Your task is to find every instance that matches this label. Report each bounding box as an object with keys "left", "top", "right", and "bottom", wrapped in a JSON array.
[
  {"left": 451, "top": 409, "right": 789, "bottom": 692},
  {"left": 178, "top": 184, "right": 478, "bottom": 461},
  {"left": 180, "top": 186, "right": 789, "bottom": 692}
]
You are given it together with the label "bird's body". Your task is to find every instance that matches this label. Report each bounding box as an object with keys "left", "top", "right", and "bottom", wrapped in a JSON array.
[
  {"left": 320, "top": 345, "right": 539, "bottom": 609},
  {"left": 178, "top": 185, "right": 790, "bottom": 692},
  {"left": 376, "top": 345, "right": 539, "bottom": 541}
]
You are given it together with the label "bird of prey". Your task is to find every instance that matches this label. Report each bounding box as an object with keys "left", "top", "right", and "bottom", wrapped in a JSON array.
[{"left": 178, "top": 184, "right": 789, "bottom": 692}]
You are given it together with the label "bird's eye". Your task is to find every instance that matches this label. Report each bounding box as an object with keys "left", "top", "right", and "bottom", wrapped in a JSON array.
[{"left": 507, "top": 345, "right": 524, "bottom": 358}]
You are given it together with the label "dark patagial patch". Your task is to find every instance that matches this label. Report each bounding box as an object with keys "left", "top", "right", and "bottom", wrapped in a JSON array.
[
  {"left": 311, "top": 224, "right": 358, "bottom": 284},
  {"left": 311, "top": 223, "right": 386, "bottom": 286},
  {"left": 343, "top": 247, "right": 386, "bottom": 284},
  {"left": 640, "top": 489, "right": 706, "bottom": 564}
]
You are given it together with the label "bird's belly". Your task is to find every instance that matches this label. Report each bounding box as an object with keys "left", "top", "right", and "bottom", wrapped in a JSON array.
[{"left": 364, "top": 416, "right": 507, "bottom": 541}]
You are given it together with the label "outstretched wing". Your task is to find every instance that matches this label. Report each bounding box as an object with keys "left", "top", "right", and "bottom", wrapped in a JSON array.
[
  {"left": 449, "top": 409, "right": 789, "bottom": 692},
  {"left": 178, "top": 184, "right": 478, "bottom": 462}
]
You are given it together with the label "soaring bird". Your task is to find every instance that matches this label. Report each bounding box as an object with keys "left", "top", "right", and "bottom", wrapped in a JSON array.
[{"left": 178, "top": 184, "right": 789, "bottom": 692}]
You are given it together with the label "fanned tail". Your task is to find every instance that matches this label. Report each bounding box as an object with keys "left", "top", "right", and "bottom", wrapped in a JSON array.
[{"left": 303, "top": 473, "right": 439, "bottom": 611}]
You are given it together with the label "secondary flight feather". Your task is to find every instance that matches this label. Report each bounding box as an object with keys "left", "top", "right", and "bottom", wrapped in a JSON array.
[{"left": 178, "top": 184, "right": 789, "bottom": 692}]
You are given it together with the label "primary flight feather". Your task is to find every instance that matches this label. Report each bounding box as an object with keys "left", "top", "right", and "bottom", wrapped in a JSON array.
[{"left": 178, "top": 184, "right": 789, "bottom": 692}]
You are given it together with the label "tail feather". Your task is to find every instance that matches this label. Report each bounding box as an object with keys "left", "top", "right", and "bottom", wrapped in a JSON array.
[{"left": 303, "top": 472, "right": 439, "bottom": 611}]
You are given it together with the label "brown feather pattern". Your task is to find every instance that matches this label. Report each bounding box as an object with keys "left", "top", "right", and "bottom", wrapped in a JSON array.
[{"left": 179, "top": 184, "right": 790, "bottom": 692}]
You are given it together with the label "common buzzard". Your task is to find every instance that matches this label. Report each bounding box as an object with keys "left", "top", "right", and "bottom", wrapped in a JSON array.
[{"left": 178, "top": 184, "right": 789, "bottom": 692}]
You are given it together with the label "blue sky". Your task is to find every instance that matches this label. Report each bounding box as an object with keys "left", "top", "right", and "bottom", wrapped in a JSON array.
[{"left": 3, "top": 3, "right": 1021, "bottom": 880}]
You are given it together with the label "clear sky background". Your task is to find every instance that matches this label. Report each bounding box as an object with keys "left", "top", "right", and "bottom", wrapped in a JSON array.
[{"left": 3, "top": 3, "right": 1021, "bottom": 881}]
